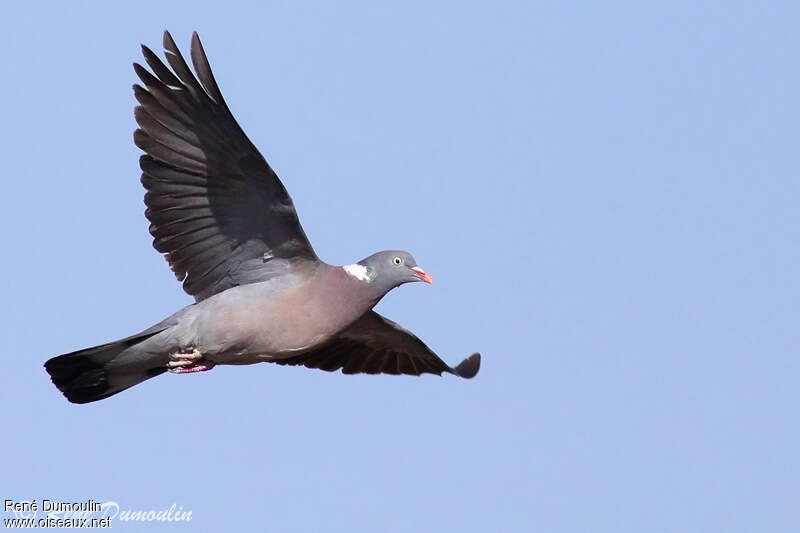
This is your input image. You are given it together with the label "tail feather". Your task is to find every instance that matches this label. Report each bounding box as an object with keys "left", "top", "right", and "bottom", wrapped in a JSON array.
[{"left": 45, "top": 330, "right": 167, "bottom": 404}]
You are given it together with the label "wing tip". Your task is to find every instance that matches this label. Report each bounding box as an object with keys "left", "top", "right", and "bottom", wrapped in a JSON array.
[{"left": 452, "top": 352, "right": 480, "bottom": 379}]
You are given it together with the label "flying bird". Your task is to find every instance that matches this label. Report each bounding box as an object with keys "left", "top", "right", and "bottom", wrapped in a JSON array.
[{"left": 45, "top": 31, "right": 480, "bottom": 404}]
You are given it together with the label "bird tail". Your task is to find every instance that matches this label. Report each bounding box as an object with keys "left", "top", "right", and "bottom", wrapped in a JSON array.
[{"left": 45, "top": 329, "right": 168, "bottom": 404}]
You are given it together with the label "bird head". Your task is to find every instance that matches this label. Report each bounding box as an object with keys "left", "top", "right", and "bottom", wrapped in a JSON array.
[{"left": 350, "top": 250, "right": 433, "bottom": 292}]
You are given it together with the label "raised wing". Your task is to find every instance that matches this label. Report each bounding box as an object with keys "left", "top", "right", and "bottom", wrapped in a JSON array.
[
  {"left": 133, "top": 31, "right": 317, "bottom": 301},
  {"left": 275, "top": 311, "right": 481, "bottom": 378}
]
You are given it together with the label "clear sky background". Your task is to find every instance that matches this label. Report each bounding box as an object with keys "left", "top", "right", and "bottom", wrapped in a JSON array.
[{"left": 1, "top": 1, "right": 798, "bottom": 531}]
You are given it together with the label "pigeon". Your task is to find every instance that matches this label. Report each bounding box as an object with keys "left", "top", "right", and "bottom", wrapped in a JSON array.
[{"left": 44, "top": 31, "right": 480, "bottom": 404}]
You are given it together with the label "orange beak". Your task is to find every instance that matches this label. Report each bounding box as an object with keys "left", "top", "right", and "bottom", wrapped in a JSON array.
[{"left": 410, "top": 266, "right": 433, "bottom": 284}]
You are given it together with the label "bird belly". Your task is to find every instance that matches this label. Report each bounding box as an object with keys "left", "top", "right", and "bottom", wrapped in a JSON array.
[{"left": 185, "top": 281, "right": 367, "bottom": 366}]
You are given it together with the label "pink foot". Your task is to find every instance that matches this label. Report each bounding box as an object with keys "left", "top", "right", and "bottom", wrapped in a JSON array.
[{"left": 167, "top": 348, "right": 216, "bottom": 374}]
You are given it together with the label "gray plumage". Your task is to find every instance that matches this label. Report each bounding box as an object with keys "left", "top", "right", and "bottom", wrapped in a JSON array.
[{"left": 45, "top": 32, "right": 480, "bottom": 404}]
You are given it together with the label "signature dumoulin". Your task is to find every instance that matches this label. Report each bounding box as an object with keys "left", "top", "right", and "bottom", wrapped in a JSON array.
[{"left": 4, "top": 499, "right": 192, "bottom": 523}]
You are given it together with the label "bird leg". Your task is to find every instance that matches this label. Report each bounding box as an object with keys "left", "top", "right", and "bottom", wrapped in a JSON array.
[{"left": 167, "top": 347, "right": 216, "bottom": 374}]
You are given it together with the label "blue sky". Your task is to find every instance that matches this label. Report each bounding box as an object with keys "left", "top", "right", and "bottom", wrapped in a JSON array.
[{"left": 2, "top": 1, "right": 799, "bottom": 531}]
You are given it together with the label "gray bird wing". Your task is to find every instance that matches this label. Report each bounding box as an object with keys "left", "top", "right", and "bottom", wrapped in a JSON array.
[
  {"left": 275, "top": 311, "right": 480, "bottom": 378},
  {"left": 133, "top": 31, "right": 317, "bottom": 302}
]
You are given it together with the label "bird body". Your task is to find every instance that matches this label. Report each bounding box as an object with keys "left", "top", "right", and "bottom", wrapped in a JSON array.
[
  {"left": 45, "top": 32, "right": 480, "bottom": 404},
  {"left": 170, "top": 261, "right": 377, "bottom": 363}
]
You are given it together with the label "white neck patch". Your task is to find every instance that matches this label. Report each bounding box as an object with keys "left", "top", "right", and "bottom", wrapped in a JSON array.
[{"left": 343, "top": 264, "right": 372, "bottom": 282}]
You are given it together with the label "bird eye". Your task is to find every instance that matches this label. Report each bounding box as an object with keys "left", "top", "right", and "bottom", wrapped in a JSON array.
[{"left": 393, "top": 257, "right": 402, "bottom": 265}]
